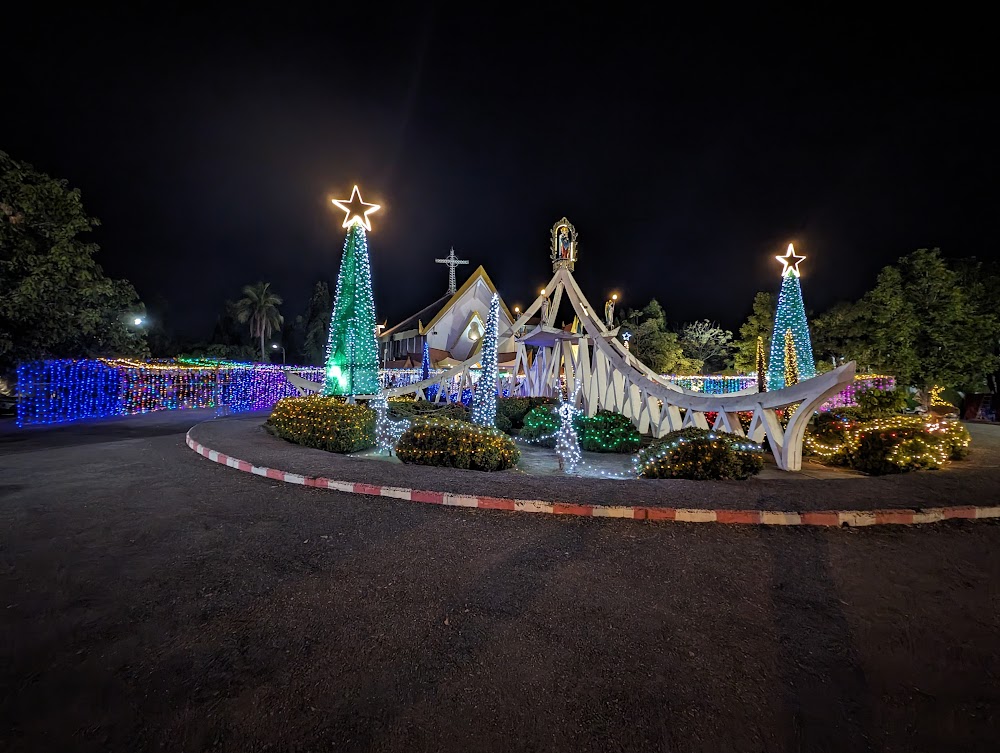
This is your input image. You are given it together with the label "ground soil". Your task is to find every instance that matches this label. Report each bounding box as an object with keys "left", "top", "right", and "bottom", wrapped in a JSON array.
[{"left": 1, "top": 411, "right": 999, "bottom": 752}]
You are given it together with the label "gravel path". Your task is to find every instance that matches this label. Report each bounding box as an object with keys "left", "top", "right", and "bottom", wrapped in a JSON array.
[{"left": 190, "top": 415, "right": 1000, "bottom": 512}]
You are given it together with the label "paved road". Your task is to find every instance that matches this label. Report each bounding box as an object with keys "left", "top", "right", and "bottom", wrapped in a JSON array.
[{"left": 1, "top": 412, "right": 999, "bottom": 752}]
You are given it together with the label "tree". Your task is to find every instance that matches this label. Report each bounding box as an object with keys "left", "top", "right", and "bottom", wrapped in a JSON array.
[
  {"left": 324, "top": 216, "right": 380, "bottom": 396},
  {"left": 812, "top": 300, "right": 865, "bottom": 369},
  {"left": 854, "top": 248, "right": 999, "bottom": 401},
  {"left": 471, "top": 293, "right": 499, "bottom": 427},
  {"left": 679, "top": 319, "right": 733, "bottom": 374},
  {"left": 783, "top": 330, "right": 798, "bottom": 386},
  {"left": 619, "top": 299, "right": 702, "bottom": 374},
  {"left": 0, "top": 151, "right": 148, "bottom": 371},
  {"left": 733, "top": 292, "right": 775, "bottom": 373},
  {"left": 234, "top": 282, "right": 283, "bottom": 361},
  {"left": 299, "top": 280, "right": 332, "bottom": 365},
  {"left": 768, "top": 259, "right": 816, "bottom": 389}
]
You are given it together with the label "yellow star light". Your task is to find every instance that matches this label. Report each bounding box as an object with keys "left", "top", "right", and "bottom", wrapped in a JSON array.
[
  {"left": 331, "top": 185, "right": 380, "bottom": 231},
  {"left": 775, "top": 243, "right": 806, "bottom": 277}
]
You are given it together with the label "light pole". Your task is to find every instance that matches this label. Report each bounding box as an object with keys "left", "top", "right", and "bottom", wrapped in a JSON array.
[{"left": 271, "top": 343, "right": 286, "bottom": 365}]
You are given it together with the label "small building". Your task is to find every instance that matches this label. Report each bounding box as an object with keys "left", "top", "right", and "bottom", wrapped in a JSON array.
[{"left": 379, "top": 265, "right": 517, "bottom": 369}]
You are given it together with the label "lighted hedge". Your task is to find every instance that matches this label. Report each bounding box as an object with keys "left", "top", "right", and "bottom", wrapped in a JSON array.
[
  {"left": 519, "top": 406, "right": 642, "bottom": 453},
  {"left": 267, "top": 395, "right": 376, "bottom": 453},
  {"left": 804, "top": 413, "right": 971, "bottom": 475},
  {"left": 396, "top": 418, "right": 520, "bottom": 471},
  {"left": 636, "top": 428, "right": 765, "bottom": 480}
]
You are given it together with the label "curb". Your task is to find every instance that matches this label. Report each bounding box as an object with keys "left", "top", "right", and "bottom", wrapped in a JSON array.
[{"left": 185, "top": 431, "right": 1000, "bottom": 527}]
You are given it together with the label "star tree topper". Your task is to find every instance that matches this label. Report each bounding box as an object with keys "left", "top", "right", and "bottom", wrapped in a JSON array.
[
  {"left": 332, "top": 185, "right": 380, "bottom": 231},
  {"left": 775, "top": 243, "right": 806, "bottom": 277}
]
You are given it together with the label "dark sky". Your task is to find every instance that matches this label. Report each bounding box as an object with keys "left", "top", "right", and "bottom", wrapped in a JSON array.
[{"left": 3, "top": 6, "right": 997, "bottom": 338}]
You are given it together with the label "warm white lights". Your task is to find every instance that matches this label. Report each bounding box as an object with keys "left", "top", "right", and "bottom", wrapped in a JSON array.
[
  {"left": 776, "top": 243, "right": 806, "bottom": 277},
  {"left": 332, "top": 185, "right": 380, "bottom": 231}
]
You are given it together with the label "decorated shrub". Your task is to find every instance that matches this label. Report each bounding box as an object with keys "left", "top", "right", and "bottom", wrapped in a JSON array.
[
  {"left": 804, "top": 414, "right": 971, "bottom": 475},
  {"left": 495, "top": 397, "right": 556, "bottom": 435},
  {"left": 387, "top": 398, "right": 471, "bottom": 424},
  {"left": 854, "top": 386, "right": 907, "bottom": 418},
  {"left": 636, "top": 428, "right": 765, "bottom": 480},
  {"left": 518, "top": 406, "right": 642, "bottom": 452},
  {"left": 268, "top": 395, "right": 376, "bottom": 453},
  {"left": 396, "top": 418, "right": 520, "bottom": 471}
]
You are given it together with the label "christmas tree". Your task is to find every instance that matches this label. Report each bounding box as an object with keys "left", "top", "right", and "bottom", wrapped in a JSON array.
[
  {"left": 768, "top": 244, "right": 816, "bottom": 390},
  {"left": 783, "top": 329, "right": 799, "bottom": 386},
  {"left": 755, "top": 336, "right": 767, "bottom": 393},
  {"left": 471, "top": 293, "right": 499, "bottom": 427},
  {"left": 324, "top": 186, "right": 381, "bottom": 396},
  {"left": 421, "top": 341, "right": 431, "bottom": 381}
]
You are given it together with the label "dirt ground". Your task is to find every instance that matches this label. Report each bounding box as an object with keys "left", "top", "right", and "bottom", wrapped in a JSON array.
[{"left": 1, "top": 411, "right": 999, "bottom": 752}]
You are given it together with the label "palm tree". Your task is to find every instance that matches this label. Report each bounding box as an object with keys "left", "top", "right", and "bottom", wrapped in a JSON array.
[{"left": 234, "top": 282, "right": 284, "bottom": 361}]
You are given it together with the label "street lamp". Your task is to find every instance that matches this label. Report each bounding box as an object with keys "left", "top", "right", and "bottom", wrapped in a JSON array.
[
  {"left": 133, "top": 317, "right": 144, "bottom": 326},
  {"left": 271, "top": 343, "right": 286, "bottom": 365}
]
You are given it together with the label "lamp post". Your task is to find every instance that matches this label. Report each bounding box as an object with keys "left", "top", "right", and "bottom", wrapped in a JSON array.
[{"left": 271, "top": 343, "right": 286, "bottom": 365}]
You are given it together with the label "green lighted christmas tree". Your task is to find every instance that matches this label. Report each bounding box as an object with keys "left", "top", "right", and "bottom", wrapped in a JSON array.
[
  {"left": 324, "top": 186, "right": 381, "bottom": 396},
  {"left": 768, "top": 244, "right": 816, "bottom": 390},
  {"left": 471, "top": 293, "right": 500, "bottom": 427}
]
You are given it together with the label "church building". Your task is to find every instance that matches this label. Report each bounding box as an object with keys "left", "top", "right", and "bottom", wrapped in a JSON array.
[{"left": 379, "top": 256, "right": 517, "bottom": 369}]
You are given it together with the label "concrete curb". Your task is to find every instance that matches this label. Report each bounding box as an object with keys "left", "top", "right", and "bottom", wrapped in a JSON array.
[{"left": 185, "top": 431, "right": 1000, "bottom": 527}]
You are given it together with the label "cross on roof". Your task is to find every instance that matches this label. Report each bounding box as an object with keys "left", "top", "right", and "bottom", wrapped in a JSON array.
[{"left": 435, "top": 247, "right": 470, "bottom": 294}]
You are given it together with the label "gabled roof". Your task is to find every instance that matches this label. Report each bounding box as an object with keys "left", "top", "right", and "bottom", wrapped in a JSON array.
[
  {"left": 420, "top": 265, "right": 515, "bottom": 335},
  {"left": 380, "top": 293, "right": 451, "bottom": 340}
]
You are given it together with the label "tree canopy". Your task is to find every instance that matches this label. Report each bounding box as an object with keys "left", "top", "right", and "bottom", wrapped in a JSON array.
[
  {"left": 679, "top": 319, "right": 733, "bottom": 374},
  {"left": 234, "top": 282, "right": 283, "bottom": 361},
  {"left": 732, "top": 292, "right": 775, "bottom": 373},
  {"left": 0, "top": 151, "right": 147, "bottom": 372},
  {"left": 618, "top": 300, "right": 702, "bottom": 374}
]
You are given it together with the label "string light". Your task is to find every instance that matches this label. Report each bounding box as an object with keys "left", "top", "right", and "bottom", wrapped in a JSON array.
[
  {"left": 783, "top": 329, "right": 799, "bottom": 386},
  {"left": 370, "top": 392, "right": 410, "bottom": 454},
  {"left": 768, "top": 243, "right": 816, "bottom": 389},
  {"left": 324, "top": 189, "right": 381, "bottom": 396},
  {"left": 396, "top": 417, "right": 520, "bottom": 470},
  {"left": 331, "top": 185, "right": 380, "bottom": 231},
  {"left": 553, "top": 401, "right": 582, "bottom": 473},
  {"left": 755, "top": 336, "right": 767, "bottom": 393},
  {"left": 471, "top": 293, "right": 500, "bottom": 427}
]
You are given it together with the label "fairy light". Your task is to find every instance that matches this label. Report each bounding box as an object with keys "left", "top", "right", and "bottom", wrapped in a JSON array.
[
  {"left": 325, "top": 187, "right": 381, "bottom": 396},
  {"left": 553, "top": 401, "right": 582, "bottom": 473},
  {"left": 634, "top": 430, "right": 765, "bottom": 479},
  {"left": 803, "top": 414, "right": 970, "bottom": 470},
  {"left": 768, "top": 243, "right": 816, "bottom": 390},
  {"left": 471, "top": 293, "right": 500, "bottom": 427},
  {"left": 396, "top": 417, "right": 520, "bottom": 470},
  {"left": 370, "top": 392, "right": 411, "bottom": 454}
]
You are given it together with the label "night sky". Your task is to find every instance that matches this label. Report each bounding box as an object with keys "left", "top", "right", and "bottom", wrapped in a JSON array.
[{"left": 3, "top": 7, "right": 996, "bottom": 339}]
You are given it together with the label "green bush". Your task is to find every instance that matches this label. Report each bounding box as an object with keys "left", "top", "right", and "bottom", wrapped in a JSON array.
[
  {"left": 518, "top": 405, "right": 560, "bottom": 446},
  {"left": 396, "top": 418, "right": 520, "bottom": 471},
  {"left": 636, "top": 428, "right": 764, "bottom": 480},
  {"left": 804, "top": 414, "right": 972, "bottom": 474},
  {"left": 854, "top": 387, "right": 907, "bottom": 419},
  {"left": 268, "top": 396, "right": 376, "bottom": 453},
  {"left": 496, "top": 396, "right": 556, "bottom": 435},
  {"left": 387, "top": 398, "right": 471, "bottom": 423},
  {"left": 518, "top": 406, "right": 642, "bottom": 453}
]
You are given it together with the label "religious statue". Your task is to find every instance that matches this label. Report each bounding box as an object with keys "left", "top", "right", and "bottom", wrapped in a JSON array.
[
  {"left": 540, "top": 294, "right": 550, "bottom": 324},
  {"left": 558, "top": 225, "right": 572, "bottom": 260},
  {"left": 604, "top": 297, "right": 615, "bottom": 327},
  {"left": 549, "top": 218, "right": 578, "bottom": 271}
]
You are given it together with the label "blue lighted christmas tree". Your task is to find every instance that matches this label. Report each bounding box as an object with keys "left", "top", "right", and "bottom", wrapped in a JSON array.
[
  {"left": 421, "top": 340, "right": 431, "bottom": 381},
  {"left": 471, "top": 293, "right": 499, "bottom": 427},
  {"left": 324, "top": 186, "right": 381, "bottom": 396},
  {"left": 768, "top": 244, "right": 816, "bottom": 390}
]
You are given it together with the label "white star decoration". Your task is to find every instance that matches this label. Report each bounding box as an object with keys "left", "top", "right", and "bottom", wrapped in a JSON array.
[
  {"left": 775, "top": 243, "right": 806, "bottom": 277},
  {"left": 332, "top": 185, "right": 380, "bottom": 231}
]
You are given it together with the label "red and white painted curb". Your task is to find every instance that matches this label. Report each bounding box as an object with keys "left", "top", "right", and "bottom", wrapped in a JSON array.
[{"left": 186, "top": 432, "right": 1000, "bottom": 526}]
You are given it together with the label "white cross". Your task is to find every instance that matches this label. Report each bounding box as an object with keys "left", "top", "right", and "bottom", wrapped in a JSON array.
[{"left": 435, "top": 247, "right": 469, "bottom": 295}]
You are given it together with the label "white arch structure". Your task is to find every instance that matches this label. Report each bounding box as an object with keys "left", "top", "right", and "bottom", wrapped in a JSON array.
[{"left": 293, "top": 266, "right": 856, "bottom": 472}]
